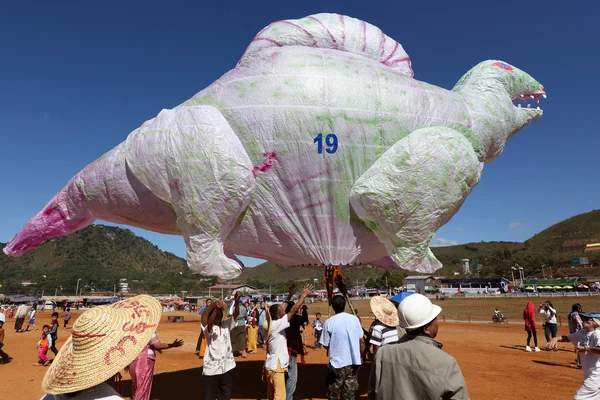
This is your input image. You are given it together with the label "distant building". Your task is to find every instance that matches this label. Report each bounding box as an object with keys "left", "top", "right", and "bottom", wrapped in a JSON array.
[
  {"left": 119, "top": 279, "right": 129, "bottom": 293},
  {"left": 461, "top": 259, "right": 470, "bottom": 275},
  {"left": 208, "top": 284, "right": 257, "bottom": 295},
  {"left": 404, "top": 276, "right": 436, "bottom": 294},
  {"left": 20, "top": 280, "right": 33, "bottom": 286},
  {"left": 439, "top": 277, "right": 510, "bottom": 294}
]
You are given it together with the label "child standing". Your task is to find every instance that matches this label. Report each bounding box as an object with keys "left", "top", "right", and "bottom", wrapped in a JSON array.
[
  {"left": 64, "top": 308, "right": 72, "bottom": 328},
  {"left": 312, "top": 313, "right": 324, "bottom": 349},
  {"left": 523, "top": 302, "right": 540, "bottom": 352},
  {"left": 0, "top": 313, "right": 11, "bottom": 364},
  {"left": 36, "top": 325, "right": 52, "bottom": 366},
  {"left": 48, "top": 312, "right": 59, "bottom": 356},
  {"left": 26, "top": 307, "right": 37, "bottom": 331}
]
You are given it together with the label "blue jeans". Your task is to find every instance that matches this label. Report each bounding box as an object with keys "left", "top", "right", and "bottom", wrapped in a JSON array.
[
  {"left": 544, "top": 323, "right": 558, "bottom": 342},
  {"left": 285, "top": 355, "right": 298, "bottom": 400}
]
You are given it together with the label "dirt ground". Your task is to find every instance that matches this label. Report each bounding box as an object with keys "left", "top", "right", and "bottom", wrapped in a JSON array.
[{"left": 0, "top": 308, "right": 585, "bottom": 400}]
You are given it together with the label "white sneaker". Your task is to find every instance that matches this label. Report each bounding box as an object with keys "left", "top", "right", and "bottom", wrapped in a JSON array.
[
  {"left": 525, "top": 346, "right": 532, "bottom": 352},
  {"left": 534, "top": 347, "right": 541, "bottom": 352}
]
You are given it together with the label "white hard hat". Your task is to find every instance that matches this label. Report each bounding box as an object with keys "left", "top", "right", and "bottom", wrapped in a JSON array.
[{"left": 397, "top": 293, "right": 442, "bottom": 330}]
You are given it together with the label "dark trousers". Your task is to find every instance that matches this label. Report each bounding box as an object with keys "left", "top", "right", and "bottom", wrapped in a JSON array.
[
  {"left": 544, "top": 323, "right": 558, "bottom": 342},
  {"left": 526, "top": 330, "right": 538, "bottom": 347},
  {"left": 14, "top": 317, "right": 25, "bottom": 331},
  {"left": 314, "top": 330, "right": 322, "bottom": 349},
  {"left": 0, "top": 342, "right": 9, "bottom": 361},
  {"left": 204, "top": 370, "right": 233, "bottom": 400},
  {"left": 50, "top": 337, "right": 58, "bottom": 356}
]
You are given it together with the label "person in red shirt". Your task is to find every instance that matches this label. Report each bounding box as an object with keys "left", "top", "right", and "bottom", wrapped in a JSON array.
[{"left": 523, "top": 302, "right": 540, "bottom": 352}]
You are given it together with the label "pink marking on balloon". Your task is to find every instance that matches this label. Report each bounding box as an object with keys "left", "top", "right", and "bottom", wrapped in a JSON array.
[
  {"left": 255, "top": 23, "right": 273, "bottom": 38},
  {"left": 277, "top": 20, "right": 317, "bottom": 46},
  {"left": 383, "top": 42, "right": 399, "bottom": 63},
  {"left": 308, "top": 16, "right": 338, "bottom": 49},
  {"left": 387, "top": 57, "right": 414, "bottom": 77},
  {"left": 379, "top": 28, "right": 386, "bottom": 57},
  {"left": 362, "top": 21, "right": 367, "bottom": 52},
  {"left": 284, "top": 167, "right": 332, "bottom": 191},
  {"left": 252, "top": 152, "right": 277, "bottom": 178},
  {"left": 339, "top": 15, "right": 346, "bottom": 48},
  {"left": 169, "top": 179, "right": 184, "bottom": 197},
  {"left": 250, "top": 37, "right": 283, "bottom": 47},
  {"left": 293, "top": 198, "right": 328, "bottom": 213}
]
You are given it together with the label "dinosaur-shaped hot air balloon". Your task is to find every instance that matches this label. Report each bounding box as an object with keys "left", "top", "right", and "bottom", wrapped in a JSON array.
[{"left": 3, "top": 13, "right": 545, "bottom": 280}]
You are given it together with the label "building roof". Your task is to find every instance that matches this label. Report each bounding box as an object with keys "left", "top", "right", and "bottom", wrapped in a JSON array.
[
  {"left": 209, "top": 284, "right": 256, "bottom": 290},
  {"left": 405, "top": 275, "right": 434, "bottom": 280}
]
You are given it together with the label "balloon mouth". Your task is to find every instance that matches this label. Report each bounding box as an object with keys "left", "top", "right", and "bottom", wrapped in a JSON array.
[{"left": 512, "top": 89, "right": 546, "bottom": 115}]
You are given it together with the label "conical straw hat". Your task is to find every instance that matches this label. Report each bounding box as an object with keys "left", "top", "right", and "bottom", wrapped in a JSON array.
[
  {"left": 42, "top": 295, "right": 161, "bottom": 395},
  {"left": 370, "top": 296, "right": 399, "bottom": 327}
]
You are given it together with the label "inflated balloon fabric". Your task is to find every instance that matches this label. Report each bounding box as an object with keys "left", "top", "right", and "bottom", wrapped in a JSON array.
[{"left": 3, "top": 13, "right": 545, "bottom": 279}]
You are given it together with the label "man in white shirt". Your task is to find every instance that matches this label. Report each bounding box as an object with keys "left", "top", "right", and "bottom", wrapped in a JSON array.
[
  {"left": 264, "top": 284, "right": 313, "bottom": 400},
  {"left": 202, "top": 292, "right": 241, "bottom": 400},
  {"left": 320, "top": 295, "right": 364, "bottom": 400}
]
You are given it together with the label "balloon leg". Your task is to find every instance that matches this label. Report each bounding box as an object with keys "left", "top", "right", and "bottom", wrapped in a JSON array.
[{"left": 350, "top": 126, "right": 483, "bottom": 273}]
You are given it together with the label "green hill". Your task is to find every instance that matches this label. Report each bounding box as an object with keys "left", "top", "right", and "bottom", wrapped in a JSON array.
[
  {"left": 0, "top": 225, "right": 215, "bottom": 296},
  {"left": 2, "top": 209, "right": 599, "bottom": 295},
  {"left": 526, "top": 209, "right": 600, "bottom": 252}
]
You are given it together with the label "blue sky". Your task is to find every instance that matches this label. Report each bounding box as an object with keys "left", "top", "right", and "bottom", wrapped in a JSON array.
[{"left": 1, "top": 1, "right": 598, "bottom": 268}]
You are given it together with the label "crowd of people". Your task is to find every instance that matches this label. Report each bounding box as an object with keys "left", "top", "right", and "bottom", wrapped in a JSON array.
[{"left": 1, "top": 291, "right": 599, "bottom": 399}]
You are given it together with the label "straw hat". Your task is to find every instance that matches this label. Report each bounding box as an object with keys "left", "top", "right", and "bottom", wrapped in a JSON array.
[
  {"left": 42, "top": 295, "right": 161, "bottom": 395},
  {"left": 207, "top": 301, "right": 231, "bottom": 323},
  {"left": 370, "top": 296, "right": 399, "bottom": 327}
]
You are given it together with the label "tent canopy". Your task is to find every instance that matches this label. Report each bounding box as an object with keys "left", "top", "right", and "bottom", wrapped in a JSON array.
[{"left": 7, "top": 295, "right": 37, "bottom": 303}]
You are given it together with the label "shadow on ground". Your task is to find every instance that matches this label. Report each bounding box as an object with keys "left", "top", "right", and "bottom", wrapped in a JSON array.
[
  {"left": 532, "top": 360, "right": 579, "bottom": 370},
  {"left": 120, "top": 361, "right": 371, "bottom": 399},
  {"left": 499, "top": 345, "right": 573, "bottom": 353}
]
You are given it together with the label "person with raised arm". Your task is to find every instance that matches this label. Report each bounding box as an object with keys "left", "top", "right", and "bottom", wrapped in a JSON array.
[
  {"left": 548, "top": 313, "right": 600, "bottom": 399},
  {"left": 263, "top": 284, "right": 314, "bottom": 400},
  {"left": 202, "top": 292, "right": 241, "bottom": 400}
]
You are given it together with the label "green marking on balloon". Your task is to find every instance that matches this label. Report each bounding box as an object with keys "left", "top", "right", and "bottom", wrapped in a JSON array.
[
  {"left": 233, "top": 81, "right": 247, "bottom": 99},
  {"left": 317, "top": 113, "right": 393, "bottom": 126},
  {"left": 180, "top": 95, "right": 227, "bottom": 110}
]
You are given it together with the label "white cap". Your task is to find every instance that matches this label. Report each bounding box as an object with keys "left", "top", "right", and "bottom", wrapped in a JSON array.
[{"left": 397, "top": 293, "right": 442, "bottom": 330}]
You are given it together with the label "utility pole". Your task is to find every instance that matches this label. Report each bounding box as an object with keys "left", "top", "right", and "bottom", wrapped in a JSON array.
[{"left": 541, "top": 264, "right": 546, "bottom": 279}]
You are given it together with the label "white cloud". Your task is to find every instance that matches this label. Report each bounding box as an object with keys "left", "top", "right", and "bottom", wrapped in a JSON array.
[
  {"left": 430, "top": 237, "right": 458, "bottom": 247},
  {"left": 455, "top": 227, "right": 465, "bottom": 232},
  {"left": 42, "top": 114, "right": 50, "bottom": 121},
  {"left": 508, "top": 222, "right": 523, "bottom": 229}
]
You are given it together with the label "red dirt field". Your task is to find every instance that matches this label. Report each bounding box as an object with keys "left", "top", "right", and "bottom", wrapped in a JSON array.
[{"left": 0, "top": 310, "right": 585, "bottom": 399}]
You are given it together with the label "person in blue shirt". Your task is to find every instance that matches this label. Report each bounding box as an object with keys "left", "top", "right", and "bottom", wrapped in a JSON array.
[{"left": 320, "top": 296, "right": 364, "bottom": 400}]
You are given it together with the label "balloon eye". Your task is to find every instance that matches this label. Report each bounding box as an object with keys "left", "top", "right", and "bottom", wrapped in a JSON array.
[{"left": 492, "top": 62, "right": 514, "bottom": 71}]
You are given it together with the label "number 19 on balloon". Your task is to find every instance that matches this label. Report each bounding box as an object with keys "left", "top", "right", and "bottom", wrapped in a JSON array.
[{"left": 313, "top": 133, "right": 338, "bottom": 154}]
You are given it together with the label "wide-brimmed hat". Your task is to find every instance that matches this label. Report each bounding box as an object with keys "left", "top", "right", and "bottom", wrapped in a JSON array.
[
  {"left": 42, "top": 295, "right": 161, "bottom": 395},
  {"left": 370, "top": 296, "right": 399, "bottom": 327},
  {"left": 580, "top": 312, "right": 600, "bottom": 327},
  {"left": 207, "top": 301, "right": 231, "bottom": 323},
  {"left": 391, "top": 292, "right": 415, "bottom": 304}
]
